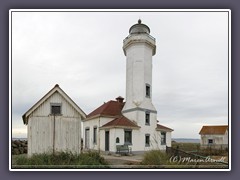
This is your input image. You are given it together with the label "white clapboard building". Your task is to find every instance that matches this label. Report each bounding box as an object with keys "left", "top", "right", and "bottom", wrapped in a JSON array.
[
  {"left": 22, "top": 84, "right": 86, "bottom": 156},
  {"left": 199, "top": 125, "right": 228, "bottom": 149},
  {"left": 82, "top": 20, "right": 173, "bottom": 154}
]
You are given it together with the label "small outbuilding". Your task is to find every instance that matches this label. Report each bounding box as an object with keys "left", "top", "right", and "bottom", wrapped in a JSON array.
[
  {"left": 199, "top": 125, "right": 228, "bottom": 149},
  {"left": 22, "top": 84, "right": 86, "bottom": 156}
]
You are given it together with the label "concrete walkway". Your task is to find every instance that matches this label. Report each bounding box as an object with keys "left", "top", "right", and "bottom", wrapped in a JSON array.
[{"left": 101, "top": 153, "right": 144, "bottom": 168}]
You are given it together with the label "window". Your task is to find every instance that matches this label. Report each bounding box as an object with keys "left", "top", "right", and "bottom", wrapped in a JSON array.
[
  {"left": 146, "top": 84, "right": 151, "bottom": 98},
  {"left": 51, "top": 103, "right": 61, "bottom": 115},
  {"left": 145, "top": 134, "right": 150, "bottom": 147},
  {"left": 85, "top": 128, "right": 90, "bottom": 149},
  {"left": 116, "top": 137, "right": 120, "bottom": 143},
  {"left": 161, "top": 132, "right": 166, "bottom": 145},
  {"left": 124, "top": 130, "right": 132, "bottom": 145},
  {"left": 93, "top": 127, "right": 97, "bottom": 144},
  {"left": 208, "top": 139, "right": 213, "bottom": 144},
  {"left": 145, "top": 112, "right": 150, "bottom": 125}
]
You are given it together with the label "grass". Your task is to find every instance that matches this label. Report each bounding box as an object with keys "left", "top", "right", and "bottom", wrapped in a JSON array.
[
  {"left": 140, "top": 150, "right": 193, "bottom": 168},
  {"left": 140, "top": 146, "right": 229, "bottom": 169},
  {"left": 198, "top": 147, "right": 228, "bottom": 156},
  {"left": 172, "top": 142, "right": 200, "bottom": 152},
  {"left": 172, "top": 142, "right": 228, "bottom": 156},
  {"left": 12, "top": 144, "right": 228, "bottom": 169},
  {"left": 141, "top": 150, "right": 171, "bottom": 166},
  {"left": 12, "top": 151, "right": 109, "bottom": 169}
]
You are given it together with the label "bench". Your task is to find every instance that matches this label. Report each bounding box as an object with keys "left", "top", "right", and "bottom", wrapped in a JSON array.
[{"left": 116, "top": 144, "right": 132, "bottom": 155}]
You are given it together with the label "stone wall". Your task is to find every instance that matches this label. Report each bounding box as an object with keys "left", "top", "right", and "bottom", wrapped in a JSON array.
[{"left": 12, "top": 140, "right": 27, "bottom": 155}]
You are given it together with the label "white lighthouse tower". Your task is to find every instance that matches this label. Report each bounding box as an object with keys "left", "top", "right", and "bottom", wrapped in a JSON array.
[
  {"left": 82, "top": 19, "right": 172, "bottom": 153},
  {"left": 122, "top": 20, "right": 158, "bottom": 151}
]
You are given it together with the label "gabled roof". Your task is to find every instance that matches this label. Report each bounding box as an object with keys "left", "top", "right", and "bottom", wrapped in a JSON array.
[
  {"left": 86, "top": 99, "right": 125, "bottom": 119},
  {"left": 22, "top": 84, "right": 86, "bottom": 125},
  {"left": 101, "top": 116, "right": 140, "bottom": 129},
  {"left": 156, "top": 124, "right": 174, "bottom": 132},
  {"left": 199, "top": 125, "right": 228, "bottom": 135}
]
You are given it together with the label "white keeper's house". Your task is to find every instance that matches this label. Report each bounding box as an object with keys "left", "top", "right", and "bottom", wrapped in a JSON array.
[{"left": 82, "top": 20, "right": 173, "bottom": 154}]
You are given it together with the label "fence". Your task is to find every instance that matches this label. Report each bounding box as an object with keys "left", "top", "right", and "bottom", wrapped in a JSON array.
[
  {"left": 200, "top": 144, "right": 228, "bottom": 150},
  {"left": 166, "top": 146, "right": 228, "bottom": 166}
]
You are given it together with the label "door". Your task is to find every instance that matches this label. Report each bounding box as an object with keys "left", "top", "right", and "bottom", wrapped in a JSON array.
[
  {"left": 85, "top": 128, "right": 90, "bottom": 149},
  {"left": 105, "top": 131, "right": 109, "bottom": 151}
]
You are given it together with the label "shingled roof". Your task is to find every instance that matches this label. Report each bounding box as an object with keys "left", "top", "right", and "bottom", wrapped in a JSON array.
[
  {"left": 199, "top": 125, "right": 228, "bottom": 135},
  {"left": 156, "top": 124, "right": 174, "bottom": 132},
  {"left": 101, "top": 116, "right": 140, "bottom": 129},
  {"left": 86, "top": 97, "right": 125, "bottom": 119}
]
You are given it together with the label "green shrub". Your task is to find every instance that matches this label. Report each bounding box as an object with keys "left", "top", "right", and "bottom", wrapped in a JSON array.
[
  {"left": 141, "top": 150, "right": 170, "bottom": 166},
  {"left": 140, "top": 150, "right": 197, "bottom": 168},
  {"left": 12, "top": 151, "right": 109, "bottom": 169}
]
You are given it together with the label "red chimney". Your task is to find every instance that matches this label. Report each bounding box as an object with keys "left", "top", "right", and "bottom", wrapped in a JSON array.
[{"left": 116, "top": 96, "right": 124, "bottom": 103}]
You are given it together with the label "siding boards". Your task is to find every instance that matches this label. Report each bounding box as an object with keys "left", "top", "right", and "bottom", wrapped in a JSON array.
[
  {"left": 55, "top": 117, "right": 81, "bottom": 154},
  {"left": 28, "top": 117, "right": 53, "bottom": 155},
  {"left": 27, "top": 91, "right": 82, "bottom": 156},
  {"left": 32, "top": 92, "right": 80, "bottom": 118}
]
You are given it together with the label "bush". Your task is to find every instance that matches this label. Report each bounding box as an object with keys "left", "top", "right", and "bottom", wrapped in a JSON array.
[
  {"left": 12, "top": 151, "right": 109, "bottom": 169},
  {"left": 141, "top": 150, "right": 170, "bottom": 166},
  {"left": 140, "top": 150, "right": 196, "bottom": 168}
]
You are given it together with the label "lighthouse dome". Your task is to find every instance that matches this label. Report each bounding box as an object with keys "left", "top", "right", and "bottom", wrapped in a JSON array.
[{"left": 129, "top": 19, "right": 150, "bottom": 34}]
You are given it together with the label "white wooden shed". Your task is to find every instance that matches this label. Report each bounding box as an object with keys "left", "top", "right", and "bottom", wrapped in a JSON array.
[
  {"left": 22, "top": 84, "right": 86, "bottom": 156},
  {"left": 199, "top": 125, "right": 228, "bottom": 149}
]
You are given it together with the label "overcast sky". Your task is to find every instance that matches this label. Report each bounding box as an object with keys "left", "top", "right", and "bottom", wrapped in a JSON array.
[{"left": 11, "top": 10, "right": 229, "bottom": 139}]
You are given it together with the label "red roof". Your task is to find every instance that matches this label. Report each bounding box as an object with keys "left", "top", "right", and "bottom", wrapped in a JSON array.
[
  {"left": 101, "top": 116, "right": 140, "bottom": 129},
  {"left": 87, "top": 100, "right": 125, "bottom": 118},
  {"left": 199, "top": 125, "right": 228, "bottom": 135},
  {"left": 156, "top": 124, "right": 174, "bottom": 132}
]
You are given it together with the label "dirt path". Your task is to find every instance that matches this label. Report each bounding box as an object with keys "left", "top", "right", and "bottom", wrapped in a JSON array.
[{"left": 101, "top": 154, "right": 144, "bottom": 168}]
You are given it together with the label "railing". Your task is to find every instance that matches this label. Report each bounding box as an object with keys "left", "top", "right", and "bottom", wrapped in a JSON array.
[{"left": 123, "top": 33, "right": 156, "bottom": 44}]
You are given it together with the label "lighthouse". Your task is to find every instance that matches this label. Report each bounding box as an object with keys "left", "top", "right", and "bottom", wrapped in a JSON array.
[
  {"left": 122, "top": 20, "right": 159, "bottom": 150},
  {"left": 122, "top": 19, "right": 157, "bottom": 124},
  {"left": 82, "top": 19, "right": 172, "bottom": 153}
]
